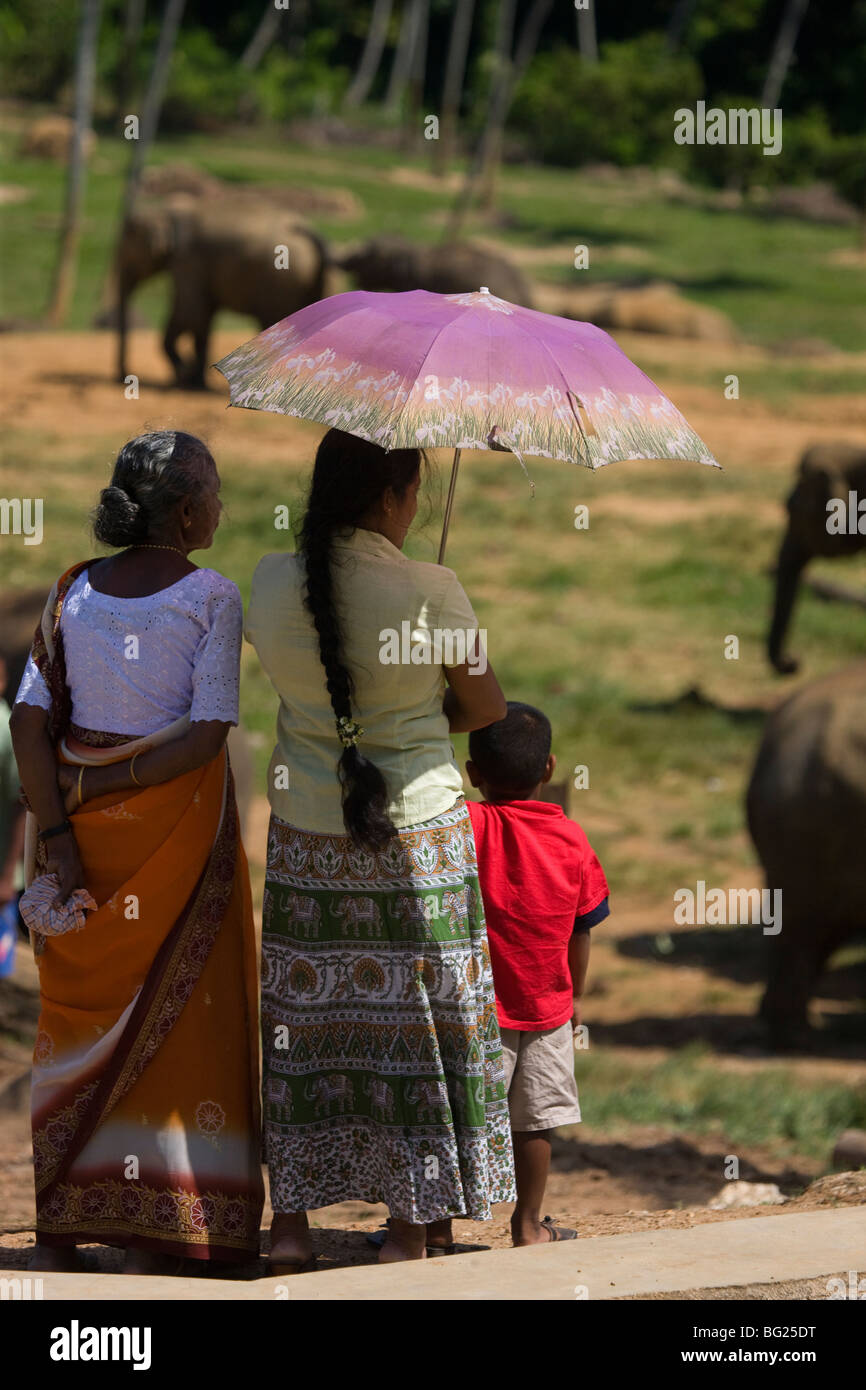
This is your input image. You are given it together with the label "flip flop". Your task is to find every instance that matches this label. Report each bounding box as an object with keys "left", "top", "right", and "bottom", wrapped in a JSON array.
[
  {"left": 365, "top": 1225, "right": 457, "bottom": 1256},
  {"left": 540, "top": 1215, "right": 577, "bottom": 1242}
]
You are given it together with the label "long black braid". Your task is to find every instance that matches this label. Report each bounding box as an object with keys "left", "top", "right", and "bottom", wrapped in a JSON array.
[{"left": 299, "top": 428, "right": 425, "bottom": 851}]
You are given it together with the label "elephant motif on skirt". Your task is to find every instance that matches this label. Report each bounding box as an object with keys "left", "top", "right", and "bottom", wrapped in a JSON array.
[
  {"left": 333, "top": 896, "right": 383, "bottom": 938},
  {"left": 304, "top": 1074, "right": 355, "bottom": 1115},
  {"left": 405, "top": 1078, "right": 451, "bottom": 1123},
  {"left": 279, "top": 892, "right": 322, "bottom": 939},
  {"left": 364, "top": 1077, "right": 395, "bottom": 1120}
]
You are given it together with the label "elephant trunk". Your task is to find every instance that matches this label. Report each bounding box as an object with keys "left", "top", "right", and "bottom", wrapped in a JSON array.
[{"left": 767, "top": 527, "right": 810, "bottom": 675}]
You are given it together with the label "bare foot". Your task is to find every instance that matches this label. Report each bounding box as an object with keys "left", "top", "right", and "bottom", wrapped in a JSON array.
[
  {"left": 268, "top": 1211, "right": 313, "bottom": 1270},
  {"left": 122, "top": 1249, "right": 184, "bottom": 1276},
  {"left": 28, "top": 1243, "right": 79, "bottom": 1272},
  {"left": 425, "top": 1217, "right": 455, "bottom": 1250},
  {"left": 379, "top": 1217, "right": 427, "bottom": 1263}
]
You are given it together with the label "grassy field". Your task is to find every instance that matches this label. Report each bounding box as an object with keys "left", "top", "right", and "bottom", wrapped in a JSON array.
[
  {"left": 2, "top": 114, "right": 865, "bottom": 1168},
  {"left": 2, "top": 115, "right": 866, "bottom": 352}
]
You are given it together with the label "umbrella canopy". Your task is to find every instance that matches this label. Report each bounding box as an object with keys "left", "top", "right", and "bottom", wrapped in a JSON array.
[{"left": 214, "top": 287, "right": 718, "bottom": 472}]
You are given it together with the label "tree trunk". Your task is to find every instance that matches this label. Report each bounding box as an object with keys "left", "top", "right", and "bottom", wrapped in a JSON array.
[
  {"left": 384, "top": 0, "right": 422, "bottom": 115},
  {"left": 402, "top": 0, "right": 429, "bottom": 151},
  {"left": 433, "top": 0, "right": 475, "bottom": 173},
  {"left": 117, "top": 0, "right": 146, "bottom": 114},
  {"left": 575, "top": 1, "right": 597, "bottom": 62},
  {"left": 665, "top": 0, "right": 698, "bottom": 51},
  {"left": 115, "top": 0, "right": 186, "bottom": 380},
  {"left": 240, "top": 5, "right": 280, "bottom": 72},
  {"left": 455, "top": 0, "right": 550, "bottom": 220},
  {"left": 119, "top": 0, "right": 186, "bottom": 230},
  {"left": 761, "top": 0, "right": 810, "bottom": 109},
  {"left": 343, "top": 0, "right": 394, "bottom": 108},
  {"left": 45, "top": 0, "right": 103, "bottom": 327}
]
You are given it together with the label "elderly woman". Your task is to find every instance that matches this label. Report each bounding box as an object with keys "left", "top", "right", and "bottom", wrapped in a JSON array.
[
  {"left": 246, "top": 427, "right": 516, "bottom": 1269},
  {"left": 11, "top": 431, "right": 263, "bottom": 1275}
]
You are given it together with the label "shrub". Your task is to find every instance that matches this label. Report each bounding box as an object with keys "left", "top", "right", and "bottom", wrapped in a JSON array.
[{"left": 510, "top": 34, "right": 703, "bottom": 169}]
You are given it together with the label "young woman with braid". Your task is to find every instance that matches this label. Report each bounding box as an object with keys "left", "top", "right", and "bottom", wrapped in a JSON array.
[{"left": 246, "top": 427, "right": 517, "bottom": 1269}]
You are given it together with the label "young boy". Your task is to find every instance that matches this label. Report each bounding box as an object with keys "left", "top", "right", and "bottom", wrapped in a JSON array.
[{"left": 467, "top": 701, "right": 609, "bottom": 1246}]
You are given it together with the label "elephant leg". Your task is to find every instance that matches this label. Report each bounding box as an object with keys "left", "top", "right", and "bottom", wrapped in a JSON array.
[
  {"left": 767, "top": 528, "right": 810, "bottom": 675},
  {"left": 162, "top": 302, "right": 188, "bottom": 386},
  {"left": 188, "top": 314, "right": 212, "bottom": 391},
  {"left": 760, "top": 920, "right": 828, "bottom": 1047}
]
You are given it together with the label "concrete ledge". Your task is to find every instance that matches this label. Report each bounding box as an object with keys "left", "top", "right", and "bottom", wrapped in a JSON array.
[{"left": 28, "top": 1207, "right": 866, "bottom": 1301}]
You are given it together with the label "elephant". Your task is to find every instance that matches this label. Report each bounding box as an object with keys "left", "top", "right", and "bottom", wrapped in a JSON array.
[
  {"left": 116, "top": 198, "right": 330, "bottom": 388},
  {"left": 767, "top": 443, "right": 866, "bottom": 674},
  {"left": 338, "top": 235, "right": 535, "bottom": 308},
  {"left": 746, "top": 660, "right": 866, "bottom": 1046}
]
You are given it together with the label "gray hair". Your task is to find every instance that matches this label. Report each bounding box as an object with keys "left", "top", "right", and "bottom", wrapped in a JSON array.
[{"left": 92, "top": 430, "right": 214, "bottom": 548}]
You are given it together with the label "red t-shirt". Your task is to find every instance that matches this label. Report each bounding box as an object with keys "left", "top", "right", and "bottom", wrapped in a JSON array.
[{"left": 467, "top": 799, "right": 609, "bottom": 1031}]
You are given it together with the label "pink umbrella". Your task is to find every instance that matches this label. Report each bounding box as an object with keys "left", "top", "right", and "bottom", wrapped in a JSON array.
[{"left": 214, "top": 287, "right": 718, "bottom": 561}]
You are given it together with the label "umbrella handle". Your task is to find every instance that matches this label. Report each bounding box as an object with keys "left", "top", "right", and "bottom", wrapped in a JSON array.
[{"left": 437, "top": 448, "right": 462, "bottom": 565}]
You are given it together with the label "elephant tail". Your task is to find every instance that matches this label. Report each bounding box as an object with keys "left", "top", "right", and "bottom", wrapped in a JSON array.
[{"left": 303, "top": 226, "right": 330, "bottom": 300}]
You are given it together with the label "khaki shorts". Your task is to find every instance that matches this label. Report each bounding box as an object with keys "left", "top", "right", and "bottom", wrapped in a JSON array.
[{"left": 499, "top": 1020, "right": 582, "bottom": 1132}]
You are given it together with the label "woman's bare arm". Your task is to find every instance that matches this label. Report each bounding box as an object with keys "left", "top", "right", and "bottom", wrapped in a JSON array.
[
  {"left": 63, "top": 720, "right": 231, "bottom": 808},
  {"left": 443, "top": 635, "right": 507, "bottom": 733},
  {"left": 10, "top": 702, "right": 84, "bottom": 903}
]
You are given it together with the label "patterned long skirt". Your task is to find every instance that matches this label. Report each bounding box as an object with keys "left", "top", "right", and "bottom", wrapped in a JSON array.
[{"left": 261, "top": 796, "right": 516, "bottom": 1224}]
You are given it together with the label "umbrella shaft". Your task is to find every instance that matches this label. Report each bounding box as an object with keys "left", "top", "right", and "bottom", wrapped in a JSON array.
[{"left": 438, "top": 448, "right": 462, "bottom": 565}]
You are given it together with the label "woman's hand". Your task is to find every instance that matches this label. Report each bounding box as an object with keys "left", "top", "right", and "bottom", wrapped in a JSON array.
[
  {"left": 56, "top": 764, "right": 81, "bottom": 815},
  {"left": 46, "top": 831, "right": 85, "bottom": 905}
]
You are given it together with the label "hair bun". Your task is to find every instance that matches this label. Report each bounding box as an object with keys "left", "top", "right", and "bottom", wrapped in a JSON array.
[{"left": 92, "top": 484, "right": 147, "bottom": 548}]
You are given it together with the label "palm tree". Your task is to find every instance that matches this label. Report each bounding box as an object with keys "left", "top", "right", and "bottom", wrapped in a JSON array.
[
  {"left": 343, "top": 0, "right": 394, "bottom": 108},
  {"left": 434, "top": 0, "right": 476, "bottom": 173},
  {"left": 113, "top": 0, "right": 186, "bottom": 379},
  {"left": 384, "top": 0, "right": 423, "bottom": 115},
  {"left": 402, "top": 0, "right": 429, "bottom": 151},
  {"left": 240, "top": 1, "right": 284, "bottom": 71},
  {"left": 576, "top": 1, "right": 597, "bottom": 62},
  {"left": 761, "top": 0, "right": 810, "bottom": 109},
  {"left": 45, "top": 0, "right": 103, "bottom": 327},
  {"left": 117, "top": 0, "right": 146, "bottom": 113},
  {"left": 119, "top": 0, "right": 186, "bottom": 228},
  {"left": 449, "top": 0, "right": 552, "bottom": 230}
]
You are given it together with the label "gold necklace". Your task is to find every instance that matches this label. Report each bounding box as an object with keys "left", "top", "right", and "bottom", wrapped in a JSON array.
[{"left": 130, "top": 543, "right": 187, "bottom": 558}]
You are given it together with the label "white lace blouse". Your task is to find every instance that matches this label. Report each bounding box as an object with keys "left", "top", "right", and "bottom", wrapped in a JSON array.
[{"left": 15, "top": 566, "right": 243, "bottom": 735}]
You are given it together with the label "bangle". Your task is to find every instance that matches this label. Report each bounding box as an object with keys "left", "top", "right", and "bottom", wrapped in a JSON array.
[
  {"left": 39, "top": 819, "right": 74, "bottom": 842},
  {"left": 77, "top": 766, "right": 86, "bottom": 807},
  {"left": 129, "top": 752, "right": 144, "bottom": 787}
]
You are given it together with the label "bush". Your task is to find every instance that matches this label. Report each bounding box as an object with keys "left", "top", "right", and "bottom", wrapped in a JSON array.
[
  {"left": 160, "top": 28, "right": 247, "bottom": 131},
  {"left": 251, "top": 30, "right": 350, "bottom": 124},
  {"left": 0, "top": 0, "right": 78, "bottom": 100},
  {"left": 510, "top": 34, "right": 703, "bottom": 169}
]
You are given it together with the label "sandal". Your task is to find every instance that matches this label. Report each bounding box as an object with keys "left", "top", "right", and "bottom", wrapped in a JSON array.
[
  {"left": 540, "top": 1215, "right": 577, "bottom": 1242},
  {"left": 365, "top": 1223, "right": 456, "bottom": 1256}
]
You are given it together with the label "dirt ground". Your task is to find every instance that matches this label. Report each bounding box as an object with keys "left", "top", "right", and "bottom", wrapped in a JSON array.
[{"left": 1, "top": 328, "right": 864, "bottom": 1295}]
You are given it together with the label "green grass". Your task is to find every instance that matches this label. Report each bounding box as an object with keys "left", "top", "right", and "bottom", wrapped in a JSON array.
[
  {"left": 2, "top": 118, "right": 866, "bottom": 353},
  {"left": 576, "top": 1044, "right": 866, "bottom": 1161}
]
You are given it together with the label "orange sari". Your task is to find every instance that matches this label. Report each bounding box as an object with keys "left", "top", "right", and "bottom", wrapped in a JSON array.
[{"left": 28, "top": 565, "right": 264, "bottom": 1262}]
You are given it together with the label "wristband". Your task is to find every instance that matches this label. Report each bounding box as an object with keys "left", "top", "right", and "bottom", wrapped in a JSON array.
[{"left": 39, "top": 819, "right": 74, "bottom": 842}]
